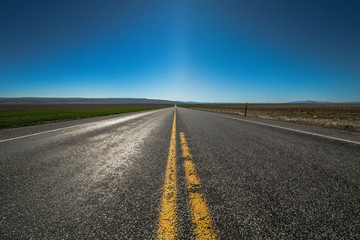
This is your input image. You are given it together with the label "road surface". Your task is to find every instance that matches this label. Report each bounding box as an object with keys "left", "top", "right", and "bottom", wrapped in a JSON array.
[{"left": 1, "top": 107, "right": 359, "bottom": 239}]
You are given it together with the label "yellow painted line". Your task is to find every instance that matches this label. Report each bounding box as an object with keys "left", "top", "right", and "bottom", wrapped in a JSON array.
[
  {"left": 180, "top": 132, "right": 218, "bottom": 239},
  {"left": 157, "top": 109, "right": 178, "bottom": 239}
]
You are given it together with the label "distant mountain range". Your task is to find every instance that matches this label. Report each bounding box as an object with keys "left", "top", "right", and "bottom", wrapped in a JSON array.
[
  {"left": 287, "top": 100, "right": 333, "bottom": 104},
  {"left": 0, "top": 97, "right": 358, "bottom": 104},
  {"left": 0, "top": 97, "right": 176, "bottom": 104},
  {"left": 288, "top": 100, "right": 360, "bottom": 104}
]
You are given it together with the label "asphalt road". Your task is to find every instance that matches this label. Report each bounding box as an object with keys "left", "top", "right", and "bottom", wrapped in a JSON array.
[{"left": 1, "top": 107, "right": 359, "bottom": 239}]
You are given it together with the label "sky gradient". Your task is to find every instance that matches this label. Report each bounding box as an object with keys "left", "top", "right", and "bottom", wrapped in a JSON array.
[{"left": 1, "top": 0, "right": 359, "bottom": 102}]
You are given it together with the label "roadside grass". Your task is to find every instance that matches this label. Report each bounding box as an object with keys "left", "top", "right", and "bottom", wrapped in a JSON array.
[
  {"left": 246, "top": 110, "right": 360, "bottom": 132},
  {"left": 0, "top": 107, "right": 165, "bottom": 129},
  {"left": 179, "top": 103, "right": 360, "bottom": 133}
]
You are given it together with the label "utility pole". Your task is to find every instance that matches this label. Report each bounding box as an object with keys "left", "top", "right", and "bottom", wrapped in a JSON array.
[{"left": 244, "top": 102, "right": 248, "bottom": 117}]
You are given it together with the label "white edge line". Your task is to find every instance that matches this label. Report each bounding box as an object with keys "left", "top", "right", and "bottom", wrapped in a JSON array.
[
  {"left": 0, "top": 108, "right": 166, "bottom": 143},
  {"left": 0, "top": 125, "right": 81, "bottom": 143},
  {"left": 200, "top": 110, "right": 360, "bottom": 146}
]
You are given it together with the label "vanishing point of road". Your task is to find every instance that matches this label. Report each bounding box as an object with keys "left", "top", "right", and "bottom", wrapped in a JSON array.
[{"left": 1, "top": 107, "right": 359, "bottom": 239}]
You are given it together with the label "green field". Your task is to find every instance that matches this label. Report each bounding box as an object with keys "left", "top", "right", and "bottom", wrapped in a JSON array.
[{"left": 0, "top": 104, "right": 170, "bottom": 129}]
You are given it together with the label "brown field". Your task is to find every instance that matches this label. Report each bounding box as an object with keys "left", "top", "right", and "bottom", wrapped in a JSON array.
[{"left": 178, "top": 103, "right": 360, "bottom": 133}]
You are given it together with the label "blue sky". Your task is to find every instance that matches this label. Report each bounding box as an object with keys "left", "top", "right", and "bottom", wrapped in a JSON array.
[{"left": 0, "top": 0, "right": 359, "bottom": 102}]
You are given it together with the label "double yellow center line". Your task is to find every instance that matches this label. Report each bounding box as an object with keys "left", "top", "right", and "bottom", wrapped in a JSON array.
[{"left": 157, "top": 109, "right": 218, "bottom": 239}]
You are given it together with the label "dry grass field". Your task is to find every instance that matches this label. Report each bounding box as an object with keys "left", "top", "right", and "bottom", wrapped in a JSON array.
[
  {"left": 179, "top": 103, "right": 360, "bottom": 133},
  {"left": 0, "top": 104, "right": 172, "bottom": 129}
]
